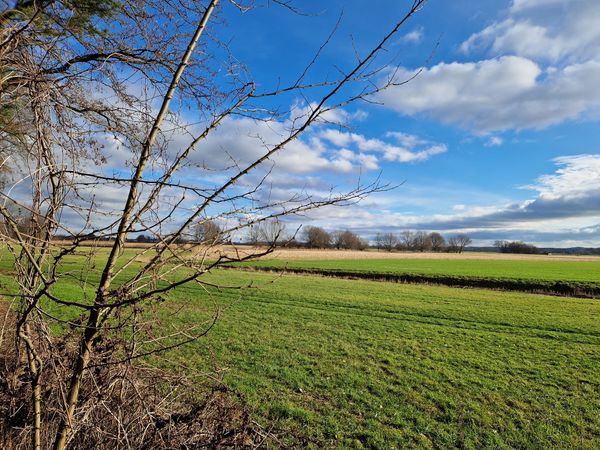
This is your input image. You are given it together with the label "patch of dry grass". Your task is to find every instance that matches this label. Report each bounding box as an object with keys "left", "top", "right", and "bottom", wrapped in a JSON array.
[
  {"left": 250, "top": 247, "right": 600, "bottom": 262},
  {"left": 49, "top": 241, "right": 600, "bottom": 262}
]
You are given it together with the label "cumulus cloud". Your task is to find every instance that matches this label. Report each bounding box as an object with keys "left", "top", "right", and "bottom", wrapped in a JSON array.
[
  {"left": 397, "top": 27, "right": 424, "bottom": 44},
  {"left": 376, "top": 0, "right": 600, "bottom": 133},
  {"left": 526, "top": 154, "right": 600, "bottom": 199},
  {"left": 162, "top": 103, "right": 445, "bottom": 177},
  {"left": 319, "top": 129, "right": 447, "bottom": 163},
  {"left": 462, "top": 0, "right": 600, "bottom": 63},
  {"left": 376, "top": 56, "right": 600, "bottom": 132},
  {"left": 170, "top": 115, "right": 351, "bottom": 175}
]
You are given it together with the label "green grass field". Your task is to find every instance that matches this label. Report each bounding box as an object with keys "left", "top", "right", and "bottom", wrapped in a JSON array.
[
  {"left": 156, "top": 270, "right": 600, "bottom": 449},
  {"left": 244, "top": 257, "right": 600, "bottom": 283},
  {"left": 1, "top": 249, "right": 599, "bottom": 448}
]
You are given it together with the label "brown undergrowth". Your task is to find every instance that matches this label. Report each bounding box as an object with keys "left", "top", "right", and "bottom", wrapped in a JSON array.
[{"left": 0, "top": 300, "right": 277, "bottom": 449}]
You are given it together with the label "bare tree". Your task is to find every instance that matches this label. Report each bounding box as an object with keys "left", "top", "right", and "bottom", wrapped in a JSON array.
[
  {"left": 494, "top": 240, "right": 509, "bottom": 252},
  {"left": 333, "top": 229, "right": 367, "bottom": 250},
  {"left": 332, "top": 230, "right": 343, "bottom": 249},
  {"left": 374, "top": 232, "right": 384, "bottom": 250},
  {"left": 412, "top": 231, "right": 432, "bottom": 252},
  {"left": 429, "top": 232, "right": 446, "bottom": 252},
  {"left": 0, "top": 0, "right": 428, "bottom": 447},
  {"left": 249, "top": 219, "right": 287, "bottom": 246},
  {"left": 303, "top": 226, "right": 332, "bottom": 249},
  {"left": 398, "top": 230, "right": 415, "bottom": 251},
  {"left": 194, "top": 219, "right": 224, "bottom": 244},
  {"left": 247, "top": 224, "right": 262, "bottom": 245},
  {"left": 448, "top": 234, "right": 472, "bottom": 253},
  {"left": 380, "top": 232, "right": 398, "bottom": 252}
]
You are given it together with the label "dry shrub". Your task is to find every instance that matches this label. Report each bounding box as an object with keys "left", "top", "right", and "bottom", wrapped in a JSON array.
[{"left": 0, "top": 305, "right": 275, "bottom": 449}]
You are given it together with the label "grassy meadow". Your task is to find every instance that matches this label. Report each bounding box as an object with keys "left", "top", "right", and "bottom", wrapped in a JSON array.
[
  {"left": 240, "top": 254, "right": 600, "bottom": 298},
  {"left": 158, "top": 270, "right": 600, "bottom": 449},
  {"left": 1, "top": 247, "right": 599, "bottom": 448}
]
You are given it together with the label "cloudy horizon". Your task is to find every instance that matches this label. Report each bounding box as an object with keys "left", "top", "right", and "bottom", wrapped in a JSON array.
[{"left": 233, "top": 0, "right": 600, "bottom": 248}]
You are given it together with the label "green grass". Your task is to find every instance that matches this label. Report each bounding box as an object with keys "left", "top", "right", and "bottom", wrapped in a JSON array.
[
  {"left": 243, "top": 257, "right": 600, "bottom": 283},
  {"left": 2, "top": 248, "right": 599, "bottom": 448},
  {"left": 153, "top": 270, "right": 600, "bottom": 449}
]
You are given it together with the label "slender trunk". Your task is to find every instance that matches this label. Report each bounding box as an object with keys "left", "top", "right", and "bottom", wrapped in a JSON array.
[
  {"left": 51, "top": 313, "right": 97, "bottom": 450},
  {"left": 21, "top": 323, "right": 43, "bottom": 450},
  {"left": 51, "top": 2, "right": 220, "bottom": 448},
  {"left": 31, "top": 365, "right": 42, "bottom": 450}
]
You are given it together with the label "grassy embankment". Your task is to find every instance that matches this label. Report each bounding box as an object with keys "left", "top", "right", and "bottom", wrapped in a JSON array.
[
  {"left": 240, "top": 257, "right": 600, "bottom": 297},
  {"left": 1, "top": 249, "right": 599, "bottom": 448}
]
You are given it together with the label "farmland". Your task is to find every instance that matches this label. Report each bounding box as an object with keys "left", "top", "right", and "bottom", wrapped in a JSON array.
[
  {"left": 152, "top": 270, "right": 600, "bottom": 448},
  {"left": 235, "top": 251, "right": 600, "bottom": 299},
  {"left": 244, "top": 253, "right": 600, "bottom": 283},
  {"left": 2, "top": 248, "right": 599, "bottom": 448}
]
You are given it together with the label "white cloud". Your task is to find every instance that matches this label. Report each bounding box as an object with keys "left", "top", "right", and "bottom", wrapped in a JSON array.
[
  {"left": 385, "top": 131, "right": 428, "bottom": 148},
  {"left": 485, "top": 136, "right": 503, "bottom": 147},
  {"left": 382, "top": 144, "right": 447, "bottom": 163},
  {"left": 462, "top": 0, "right": 600, "bottom": 63},
  {"left": 527, "top": 154, "right": 600, "bottom": 200},
  {"left": 376, "top": 0, "right": 600, "bottom": 133},
  {"left": 174, "top": 112, "right": 371, "bottom": 175},
  {"left": 335, "top": 149, "right": 379, "bottom": 170},
  {"left": 376, "top": 57, "right": 600, "bottom": 132},
  {"left": 510, "top": 0, "right": 565, "bottom": 12},
  {"left": 320, "top": 129, "right": 447, "bottom": 163},
  {"left": 398, "top": 27, "right": 424, "bottom": 44}
]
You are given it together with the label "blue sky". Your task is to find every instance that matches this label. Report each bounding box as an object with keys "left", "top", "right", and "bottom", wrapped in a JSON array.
[{"left": 191, "top": 0, "right": 600, "bottom": 247}]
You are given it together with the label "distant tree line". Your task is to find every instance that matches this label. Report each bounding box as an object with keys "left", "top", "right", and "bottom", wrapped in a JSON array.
[
  {"left": 46, "top": 221, "right": 600, "bottom": 255},
  {"left": 374, "top": 230, "right": 472, "bottom": 253},
  {"left": 285, "top": 227, "right": 472, "bottom": 253},
  {"left": 300, "top": 227, "right": 369, "bottom": 250},
  {"left": 51, "top": 219, "right": 545, "bottom": 256},
  {"left": 48, "top": 221, "right": 476, "bottom": 252},
  {"left": 494, "top": 240, "right": 540, "bottom": 254}
]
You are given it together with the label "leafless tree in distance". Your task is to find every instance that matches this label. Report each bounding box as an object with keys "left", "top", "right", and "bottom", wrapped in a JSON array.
[
  {"left": 429, "top": 232, "right": 446, "bottom": 252},
  {"left": 0, "top": 0, "right": 429, "bottom": 447},
  {"left": 194, "top": 219, "right": 225, "bottom": 244},
  {"left": 249, "top": 219, "right": 288, "bottom": 246},
  {"left": 398, "top": 230, "right": 415, "bottom": 250},
  {"left": 375, "top": 232, "right": 384, "bottom": 250},
  {"left": 380, "top": 232, "right": 398, "bottom": 252},
  {"left": 412, "top": 231, "right": 432, "bottom": 252},
  {"left": 303, "top": 226, "right": 332, "bottom": 248},
  {"left": 333, "top": 230, "right": 368, "bottom": 250},
  {"left": 448, "top": 234, "right": 472, "bottom": 253}
]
